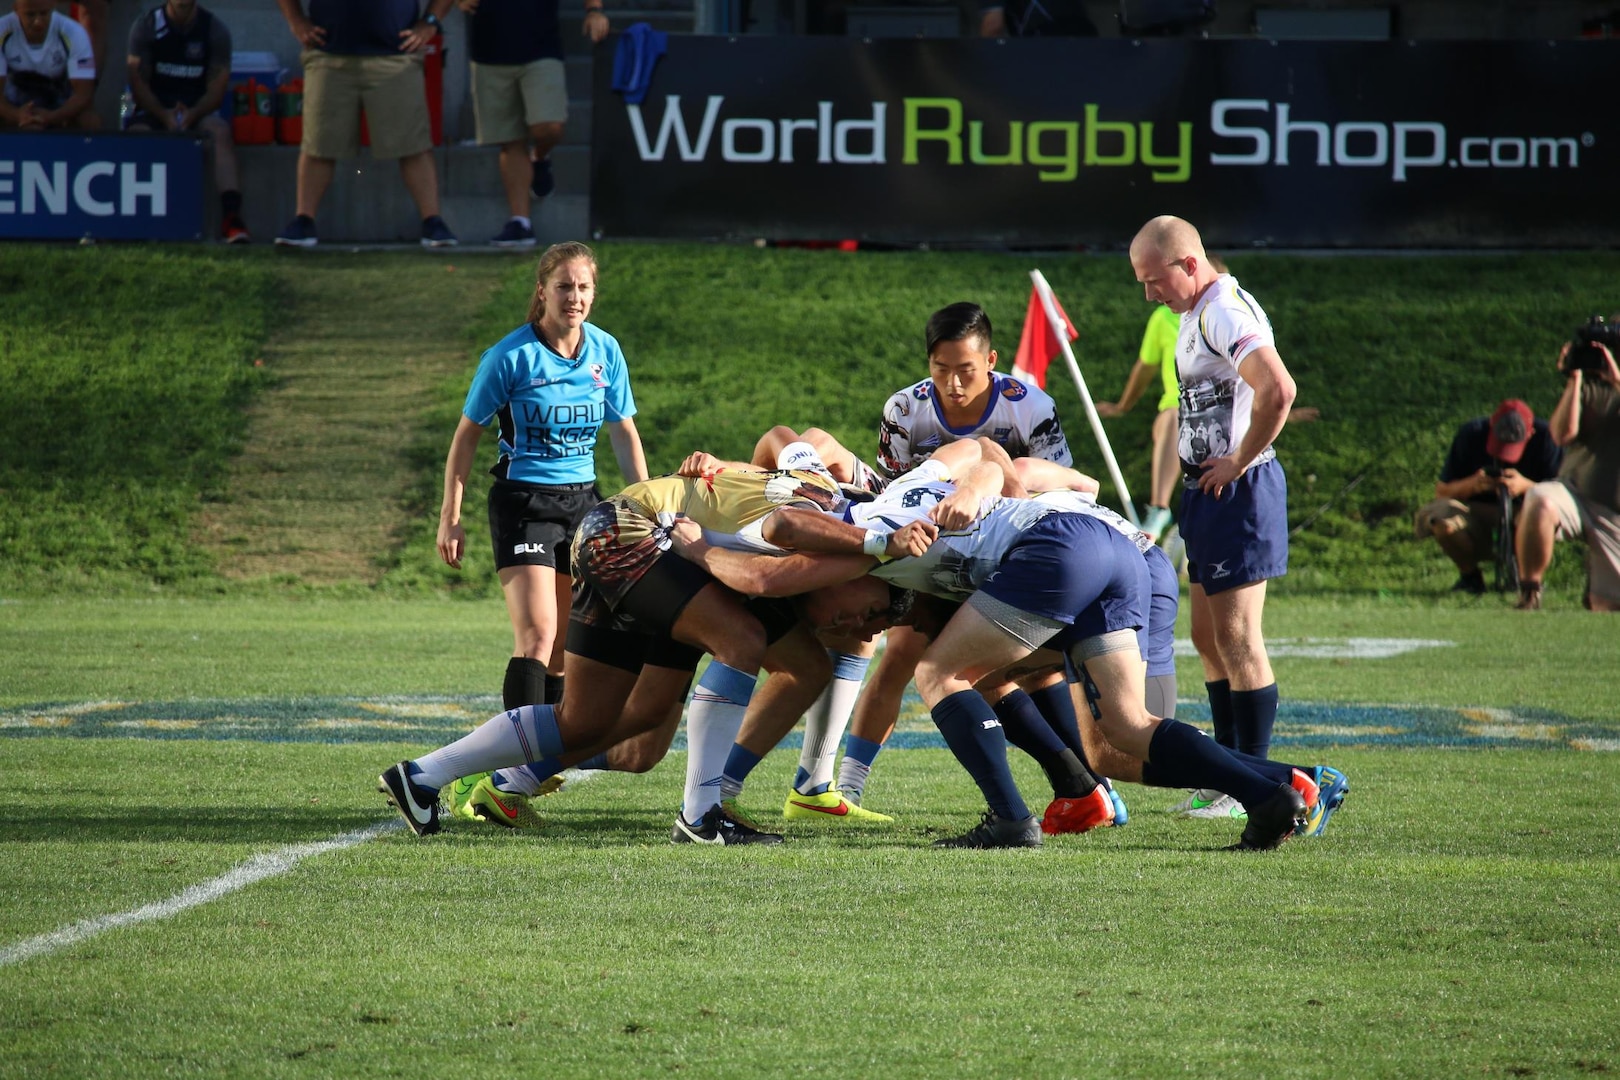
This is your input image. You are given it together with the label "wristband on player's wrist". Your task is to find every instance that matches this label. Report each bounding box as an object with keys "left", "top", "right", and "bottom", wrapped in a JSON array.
[{"left": 862, "top": 530, "right": 893, "bottom": 562}]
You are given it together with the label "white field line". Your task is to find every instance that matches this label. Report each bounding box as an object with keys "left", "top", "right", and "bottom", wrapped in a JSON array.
[
  {"left": 0, "top": 768, "right": 602, "bottom": 969},
  {"left": 0, "top": 820, "right": 400, "bottom": 968}
]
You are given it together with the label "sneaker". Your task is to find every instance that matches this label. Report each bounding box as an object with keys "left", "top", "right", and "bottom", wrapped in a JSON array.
[
  {"left": 1451, "top": 569, "right": 1487, "bottom": 595},
  {"left": 1289, "top": 767, "right": 1321, "bottom": 812},
  {"left": 378, "top": 761, "right": 442, "bottom": 837},
  {"left": 446, "top": 771, "right": 489, "bottom": 818},
  {"left": 670, "top": 804, "right": 784, "bottom": 845},
  {"left": 273, "top": 214, "right": 317, "bottom": 248},
  {"left": 1303, "top": 766, "right": 1350, "bottom": 838},
  {"left": 932, "top": 810, "right": 1043, "bottom": 849},
  {"left": 719, "top": 797, "right": 766, "bottom": 830},
  {"left": 420, "top": 215, "right": 459, "bottom": 249},
  {"left": 1168, "top": 787, "right": 1220, "bottom": 813},
  {"left": 1179, "top": 790, "right": 1248, "bottom": 820},
  {"left": 1140, "top": 505, "right": 1172, "bottom": 542},
  {"left": 1104, "top": 779, "right": 1128, "bottom": 826},
  {"left": 1040, "top": 786, "right": 1114, "bottom": 835},
  {"left": 490, "top": 218, "right": 536, "bottom": 249},
  {"left": 222, "top": 215, "right": 251, "bottom": 244},
  {"left": 456, "top": 774, "right": 551, "bottom": 829},
  {"left": 1230, "top": 784, "right": 1307, "bottom": 851},
  {"left": 782, "top": 788, "right": 894, "bottom": 823},
  {"left": 530, "top": 157, "right": 555, "bottom": 199},
  {"left": 1514, "top": 582, "right": 1543, "bottom": 610}
]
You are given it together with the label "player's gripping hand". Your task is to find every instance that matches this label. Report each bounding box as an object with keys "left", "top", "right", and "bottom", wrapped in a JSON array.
[
  {"left": 678, "top": 451, "right": 723, "bottom": 477},
  {"left": 887, "top": 520, "right": 938, "bottom": 559},
  {"left": 929, "top": 488, "right": 983, "bottom": 531},
  {"left": 437, "top": 520, "right": 466, "bottom": 569},
  {"left": 668, "top": 518, "right": 708, "bottom": 559}
]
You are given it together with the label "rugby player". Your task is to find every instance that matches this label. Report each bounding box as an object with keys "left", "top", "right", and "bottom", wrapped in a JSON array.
[
  {"left": 379, "top": 461, "right": 928, "bottom": 844},
  {"left": 672, "top": 452, "right": 1321, "bottom": 851}
]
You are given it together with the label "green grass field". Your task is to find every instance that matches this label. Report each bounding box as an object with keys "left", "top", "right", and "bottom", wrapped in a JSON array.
[{"left": 2, "top": 246, "right": 1618, "bottom": 1076}]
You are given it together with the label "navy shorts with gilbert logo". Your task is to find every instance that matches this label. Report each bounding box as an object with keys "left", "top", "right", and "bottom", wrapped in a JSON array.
[
  {"left": 1179, "top": 456, "right": 1289, "bottom": 595},
  {"left": 978, "top": 513, "right": 1148, "bottom": 651},
  {"left": 488, "top": 479, "right": 599, "bottom": 573}
]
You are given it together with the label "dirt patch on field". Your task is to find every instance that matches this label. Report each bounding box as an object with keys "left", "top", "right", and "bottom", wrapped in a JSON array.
[{"left": 194, "top": 254, "right": 516, "bottom": 585}]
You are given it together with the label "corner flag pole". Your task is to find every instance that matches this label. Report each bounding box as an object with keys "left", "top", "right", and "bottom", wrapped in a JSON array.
[{"left": 1029, "top": 269, "right": 1140, "bottom": 527}]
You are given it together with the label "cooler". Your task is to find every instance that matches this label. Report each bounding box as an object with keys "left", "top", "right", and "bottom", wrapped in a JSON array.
[{"left": 220, "top": 51, "right": 284, "bottom": 145}]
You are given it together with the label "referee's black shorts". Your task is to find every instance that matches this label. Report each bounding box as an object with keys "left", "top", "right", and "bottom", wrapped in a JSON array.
[{"left": 488, "top": 479, "right": 599, "bottom": 574}]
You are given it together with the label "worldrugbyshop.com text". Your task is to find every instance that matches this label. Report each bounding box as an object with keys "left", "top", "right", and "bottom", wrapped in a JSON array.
[{"left": 625, "top": 96, "right": 1590, "bottom": 183}]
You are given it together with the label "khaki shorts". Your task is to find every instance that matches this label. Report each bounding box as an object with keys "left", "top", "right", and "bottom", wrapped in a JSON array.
[
  {"left": 1414, "top": 497, "right": 1502, "bottom": 562},
  {"left": 471, "top": 57, "right": 567, "bottom": 145},
  {"left": 301, "top": 50, "right": 431, "bottom": 161},
  {"left": 1524, "top": 480, "right": 1620, "bottom": 604}
]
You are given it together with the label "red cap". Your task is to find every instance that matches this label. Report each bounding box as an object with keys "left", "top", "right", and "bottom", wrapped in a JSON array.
[{"left": 1486, "top": 399, "right": 1534, "bottom": 464}]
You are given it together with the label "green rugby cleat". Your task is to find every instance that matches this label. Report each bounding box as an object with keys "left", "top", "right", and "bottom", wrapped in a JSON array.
[{"left": 782, "top": 789, "right": 894, "bottom": 824}]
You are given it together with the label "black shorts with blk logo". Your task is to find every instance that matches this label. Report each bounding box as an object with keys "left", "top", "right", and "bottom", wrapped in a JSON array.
[{"left": 487, "top": 479, "right": 599, "bottom": 573}]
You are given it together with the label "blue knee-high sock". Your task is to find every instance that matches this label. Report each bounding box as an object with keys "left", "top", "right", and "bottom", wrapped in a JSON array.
[
  {"left": 1143, "top": 718, "right": 1277, "bottom": 808},
  {"left": 932, "top": 690, "right": 1030, "bottom": 822},
  {"left": 1205, "top": 679, "right": 1236, "bottom": 749},
  {"left": 1145, "top": 747, "right": 1295, "bottom": 791},
  {"left": 1231, "top": 683, "right": 1279, "bottom": 760},
  {"left": 720, "top": 744, "right": 764, "bottom": 800},
  {"left": 994, "top": 690, "right": 1097, "bottom": 799},
  {"left": 1028, "top": 682, "right": 1086, "bottom": 758}
]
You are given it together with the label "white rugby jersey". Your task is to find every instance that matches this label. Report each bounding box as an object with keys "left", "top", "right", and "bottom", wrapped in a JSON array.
[
  {"left": 876, "top": 372, "right": 1071, "bottom": 479},
  {"left": 847, "top": 462, "right": 1071, "bottom": 599},
  {"left": 1175, "top": 275, "right": 1277, "bottom": 479},
  {"left": 0, "top": 12, "right": 95, "bottom": 106}
]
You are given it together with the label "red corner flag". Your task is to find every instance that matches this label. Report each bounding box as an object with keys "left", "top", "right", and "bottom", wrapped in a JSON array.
[{"left": 1011, "top": 285, "right": 1077, "bottom": 389}]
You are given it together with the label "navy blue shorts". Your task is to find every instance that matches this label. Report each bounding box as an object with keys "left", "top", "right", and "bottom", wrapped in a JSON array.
[
  {"left": 1179, "top": 456, "right": 1289, "bottom": 595},
  {"left": 1143, "top": 544, "right": 1178, "bottom": 677},
  {"left": 979, "top": 514, "right": 1147, "bottom": 651}
]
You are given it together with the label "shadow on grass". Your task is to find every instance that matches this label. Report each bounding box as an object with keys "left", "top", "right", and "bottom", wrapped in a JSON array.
[{"left": 9, "top": 807, "right": 388, "bottom": 844}]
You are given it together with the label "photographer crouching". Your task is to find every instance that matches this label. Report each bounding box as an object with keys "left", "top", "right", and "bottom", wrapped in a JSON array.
[
  {"left": 1514, "top": 317, "right": 1620, "bottom": 611},
  {"left": 1416, "top": 399, "right": 1562, "bottom": 595}
]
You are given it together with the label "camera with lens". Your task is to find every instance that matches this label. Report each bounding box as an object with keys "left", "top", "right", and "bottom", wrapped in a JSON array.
[{"left": 1561, "top": 315, "right": 1620, "bottom": 376}]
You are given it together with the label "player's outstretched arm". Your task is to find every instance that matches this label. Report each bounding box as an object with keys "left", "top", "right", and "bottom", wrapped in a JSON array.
[
  {"left": 677, "top": 451, "right": 761, "bottom": 477},
  {"left": 669, "top": 521, "right": 876, "bottom": 597},
  {"left": 1013, "top": 458, "right": 1099, "bottom": 496},
  {"left": 762, "top": 508, "right": 937, "bottom": 559}
]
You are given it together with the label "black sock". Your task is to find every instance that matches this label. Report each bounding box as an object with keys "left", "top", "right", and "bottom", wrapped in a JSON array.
[
  {"left": 1205, "top": 679, "right": 1235, "bottom": 748},
  {"left": 1028, "top": 681, "right": 1086, "bottom": 758},
  {"left": 543, "top": 673, "right": 565, "bottom": 704},
  {"left": 932, "top": 689, "right": 1030, "bottom": 822},
  {"left": 1231, "top": 683, "right": 1279, "bottom": 760},
  {"left": 1144, "top": 718, "right": 1276, "bottom": 807},
  {"left": 220, "top": 189, "right": 242, "bottom": 218},
  {"left": 1227, "top": 746, "right": 1293, "bottom": 786},
  {"left": 502, "top": 656, "right": 549, "bottom": 710},
  {"left": 994, "top": 690, "right": 1097, "bottom": 799}
]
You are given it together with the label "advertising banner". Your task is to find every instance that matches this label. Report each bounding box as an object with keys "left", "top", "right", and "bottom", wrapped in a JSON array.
[
  {"left": 592, "top": 38, "right": 1618, "bottom": 247},
  {"left": 0, "top": 133, "right": 204, "bottom": 241}
]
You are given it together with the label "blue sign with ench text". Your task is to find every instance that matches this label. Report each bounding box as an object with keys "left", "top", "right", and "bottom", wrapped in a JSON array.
[{"left": 0, "top": 133, "right": 203, "bottom": 241}]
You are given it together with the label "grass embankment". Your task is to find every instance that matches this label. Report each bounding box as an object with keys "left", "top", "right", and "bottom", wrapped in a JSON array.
[{"left": 4, "top": 245, "right": 1618, "bottom": 600}]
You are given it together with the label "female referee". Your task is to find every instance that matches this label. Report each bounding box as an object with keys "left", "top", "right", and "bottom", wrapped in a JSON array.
[{"left": 437, "top": 241, "right": 649, "bottom": 713}]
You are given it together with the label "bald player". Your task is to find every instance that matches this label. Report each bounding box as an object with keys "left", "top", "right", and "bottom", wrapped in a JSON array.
[{"left": 1129, "top": 216, "right": 1301, "bottom": 819}]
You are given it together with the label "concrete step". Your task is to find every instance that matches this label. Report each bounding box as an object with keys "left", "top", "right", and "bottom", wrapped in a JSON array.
[{"left": 234, "top": 144, "right": 590, "bottom": 245}]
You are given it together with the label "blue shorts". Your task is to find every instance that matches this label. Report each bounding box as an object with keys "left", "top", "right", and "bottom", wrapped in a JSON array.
[
  {"left": 1179, "top": 456, "right": 1289, "bottom": 595},
  {"left": 978, "top": 514, "right": 1147, "bottom": 651},
  {"left": 1143, "top": 544, "right": 1178, "bottom": 677}
]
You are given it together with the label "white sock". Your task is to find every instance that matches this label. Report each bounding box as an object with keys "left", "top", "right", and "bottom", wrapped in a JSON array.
[
  {"left": 682, "top": 662, "right": 756, "bottom": 821},
  {"left": 512, "top": 215, "right": 531, "bottom": 230},
  {"left": 411, "top": 705, "right": 563, "bottom": 790},
  {"left": 794, "top": 652, "right": 869, "bottom": 794}
]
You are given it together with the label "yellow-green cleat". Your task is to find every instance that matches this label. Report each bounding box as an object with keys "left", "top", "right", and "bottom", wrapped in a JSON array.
[
  {"left": 782, "top": 789, "right": 894, "bottom": 824},
  {"left": 453, "top": 773, "right": 562, "bottom": 829},
  {"left": 447, "top": 772, "right": 490, "bottom": 819}
]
